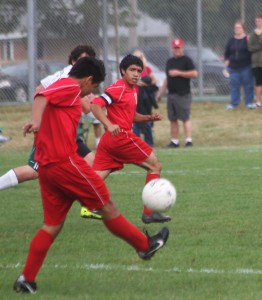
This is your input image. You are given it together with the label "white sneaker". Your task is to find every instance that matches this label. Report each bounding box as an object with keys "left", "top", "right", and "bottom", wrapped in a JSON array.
[
  {"left": 255, "top": 102, "right": 262, "bottom": 108},
  {"left": 0, "top": 135, "right": 11, "bottom": 144},
  {"left": 246, "top": 103, "right": 256, "bottom": 109},
  {"left": 225, "top": 104, "right": 234, "bottom": 110}
]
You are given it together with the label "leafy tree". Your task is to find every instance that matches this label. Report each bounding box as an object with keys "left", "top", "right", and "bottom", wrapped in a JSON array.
[
  {"left": 138, "top": 0, "right": 262, "bottom": 52},
  {"left": 0, "top": 0, "right": 25, "bottom": 33},
  {"left": 37, "top": 1, "right": 102, "bottom": 50}
]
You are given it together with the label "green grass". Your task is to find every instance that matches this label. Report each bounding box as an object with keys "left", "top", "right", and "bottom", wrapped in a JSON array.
[{"left": 0, "top": 147, "right": 262, "bottom": 299}]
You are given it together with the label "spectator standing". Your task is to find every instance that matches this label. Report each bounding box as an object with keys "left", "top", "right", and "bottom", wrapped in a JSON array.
[
  {"left": 132, "top": 50, "right": 159, "bottom": 147},
  {"left": 156, "top": 39, "right": 198, "bottom": 148},
  {"left": 224, "top": 20, "right": 254, "bottom": 110},
  {"left": 248, "top": 14, "right": 262, "bottom": 108}
]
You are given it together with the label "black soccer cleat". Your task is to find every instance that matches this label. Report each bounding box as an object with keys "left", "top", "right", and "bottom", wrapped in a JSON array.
[
  {"left": 138, "top": 227, "right": 169, "bottom": 260},
  {"left": 13, "top": 275, "right": 37, "bottom": 294},
  {"left": 166, "top": 142, "right": 179, "bottom": 148},
  {"left": 141, "top": 212, "right": 171, "bottom": 224},
  {"left": 185, "top": 141, "right": 193, "bottom": 147}
]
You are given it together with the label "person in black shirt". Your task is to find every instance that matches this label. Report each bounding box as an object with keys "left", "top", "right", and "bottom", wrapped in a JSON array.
[{"left": 157, "top": 38, "right": 198, "bottom": 147}]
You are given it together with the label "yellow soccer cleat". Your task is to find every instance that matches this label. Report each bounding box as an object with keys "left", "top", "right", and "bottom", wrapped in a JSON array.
[{"left": 80, "top": 207, "right": 102, "bottom": 220}]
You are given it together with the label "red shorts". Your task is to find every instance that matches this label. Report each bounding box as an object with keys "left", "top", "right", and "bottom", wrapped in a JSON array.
[
  {"left": 93, "top": 130, "right": 152, "bottom": 172},
  {"left": 38, "top": 154, "right": 110, "bottom": 225}
]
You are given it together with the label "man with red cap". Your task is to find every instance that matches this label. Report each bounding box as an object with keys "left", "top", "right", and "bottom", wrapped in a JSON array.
[{"left": 157, "top": 38, "right": 198, "bottom": 148}]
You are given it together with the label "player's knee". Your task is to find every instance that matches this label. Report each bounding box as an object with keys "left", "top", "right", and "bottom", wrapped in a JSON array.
[
  {"left": 100, "top": 199, "right": 119, "bottom": 220},
  {"left": 152, "top": 161, "right": 162, "bottom": 173}
]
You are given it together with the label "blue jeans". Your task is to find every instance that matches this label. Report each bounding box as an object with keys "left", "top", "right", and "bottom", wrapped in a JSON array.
[
  {"left": 133, "top": 122, "right": 154, "bottom": 147},
  {"left": 229, "top": 66, "right": 254, "bottom": 106}
]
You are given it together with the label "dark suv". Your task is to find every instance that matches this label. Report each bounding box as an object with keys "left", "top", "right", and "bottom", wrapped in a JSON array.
[
  {"left": 133, "top": 46, "right": 230, "bottom": 95},
  {"left": 184, "top": 46, "right": 230, "bottom": 95}
]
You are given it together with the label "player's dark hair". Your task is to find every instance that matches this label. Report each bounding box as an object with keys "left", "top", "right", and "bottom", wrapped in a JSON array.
[
  {"left": 69, "top": 57, "right": 106, "bottom": 83},
  {"left": 119, "top": 54, "right": 143, "bottom": 76},
  {"left": 68, "top": 45, "right": 96, "bottom": 64}
]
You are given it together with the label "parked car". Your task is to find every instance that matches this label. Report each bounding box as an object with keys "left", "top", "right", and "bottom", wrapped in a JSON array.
[
  {"left": 130, "top": 46, "right": 230, "bottom": 95},
  {"left": 184, "top": 46, "right": 230, "bottom": 95},
  {"left": 0, "top": 61, "right": 67, "bottom": 102}
]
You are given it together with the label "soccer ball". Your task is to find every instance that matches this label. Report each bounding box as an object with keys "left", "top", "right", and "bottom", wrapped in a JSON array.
[{"left": 142, "top": 178, "right": 176, "bottom": 212}]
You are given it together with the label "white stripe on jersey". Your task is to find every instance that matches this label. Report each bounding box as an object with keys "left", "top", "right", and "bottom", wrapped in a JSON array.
[
  {"left": 69, "top": 156, "right": 107, "bottom": 205},
  {"left": 70, "top": 91, "right": 81, "bottom": 106},
  {"left": 41, "top": 83, "right": 80, "bottom": 106},
  {"left": 101, "top": 93, "right": 113, "bottom": 105}
]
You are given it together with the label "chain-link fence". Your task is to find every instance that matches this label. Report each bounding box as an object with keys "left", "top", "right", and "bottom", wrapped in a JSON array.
[{"left": 0, "top": 0, "right": 262, "bottom": 104}]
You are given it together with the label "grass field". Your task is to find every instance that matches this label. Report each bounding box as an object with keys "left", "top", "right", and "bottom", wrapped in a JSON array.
[{"left": 0, "top": 102, "right": 262, "bottom": 299}]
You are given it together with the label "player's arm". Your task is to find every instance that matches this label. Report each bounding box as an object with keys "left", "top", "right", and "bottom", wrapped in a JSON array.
[
  {"left": 248, "top": 33, "right": 262, "bottom": 52},
  {"left": 35, "top": 83, "right": 45, "bottom": 94},
  {"left": 91, "top": 102, "right": 120, "bottom": 136},
  {"left": 149, "top": 72, "right": 158, "bottom": 86},
  {"left": 81, "top": 93, "right": 95, "bottom": 114},
  {"left": 23, "top": 95, "right": 47, "bottom": 136},
  {"left": 133, "top": 112, "right": 161, "bottom": 123}
]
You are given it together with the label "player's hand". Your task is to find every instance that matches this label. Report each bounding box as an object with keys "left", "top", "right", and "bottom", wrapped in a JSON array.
[
  {"left": 255, "top": 28, "right": 262, "bottom": 35},
  {"left": 107, "top": 124, "right": 121, "bottom": 136},
  {"left": 23, "top": 121, "right": 39, "bottom": 136},
  {"left": 150, "top": 112, "right": 161, "bottom": 122}
]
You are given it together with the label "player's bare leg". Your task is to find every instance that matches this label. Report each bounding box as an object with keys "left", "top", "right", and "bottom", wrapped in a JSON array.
[
  {"left": 14, "top": 199, "right": 169, "bottom": 293},
  {"left": 166, "top": 120, "right": 180, "bottom": 148},
  {"left": 255, "top": 86, "right": 262, "bottom": 107},
  {"left": 14, "top": 166, "right": 38, "bottom": 182},
  {"left": 0, "top": 165, "right": 38, "bottom": 191},
  {"left": 80, "top": 151, "right": 103, "bottom": 220},
  {"left": 83, "top": 152, "right": 95, "bottom": 167},
  {"left": 93, "top": 123, "right": 102, "bottom": 147},
  {"left": 183, "top": 120, "right": 193, "bottom": 147}
]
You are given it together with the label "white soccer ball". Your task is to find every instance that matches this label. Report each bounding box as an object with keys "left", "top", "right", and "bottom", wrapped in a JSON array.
[{"left": 142, "top": 178, "right": 176, "bottom": 212}]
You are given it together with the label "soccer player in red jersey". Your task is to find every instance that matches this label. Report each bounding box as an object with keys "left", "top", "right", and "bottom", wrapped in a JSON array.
[
  {"left": 13, "top": 57, "right": 169, "bottom": 294},
  {"left": 91, "top": 54, "right": 171, "bottom": 224}
]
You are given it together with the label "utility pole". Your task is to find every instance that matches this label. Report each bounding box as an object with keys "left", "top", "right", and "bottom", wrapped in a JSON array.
[
  {"left": 27, "top": 0, "right": 37, "bottom": 102},
  {"left": 196, "top": 0, "right": 203, "bottom": 97},
  {"left": 240, "top": 0, "right": 245, "bottom": 22},
  {"left": 113, "top": 0, "right": 120, "bottom": 78},
  {"left": 128, "top": 0, "right": 138, "bottom": 50},
  {"left": 102, "top": 0, "right": 110, "bottom": 87}
]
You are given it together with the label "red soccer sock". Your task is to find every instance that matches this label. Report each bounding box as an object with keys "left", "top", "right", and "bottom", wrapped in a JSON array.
[
  {"left": 103, "top": 214, "right": 149, "bottom": 252},
  {"left": 143, "top": 173, "right": 160, "bottom": 215},
  {"left": 22, "top": 229, "right": 54, "bottom": 282}
]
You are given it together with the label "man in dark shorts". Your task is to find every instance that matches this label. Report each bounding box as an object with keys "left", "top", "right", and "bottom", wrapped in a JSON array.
[{"left": 157, "top": 38, "right": 198, "bottom": 148}]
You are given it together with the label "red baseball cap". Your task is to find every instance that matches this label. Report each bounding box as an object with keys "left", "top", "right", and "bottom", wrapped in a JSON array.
[{"left": 172, "top": 38, "right": 184, "bottom": 48}]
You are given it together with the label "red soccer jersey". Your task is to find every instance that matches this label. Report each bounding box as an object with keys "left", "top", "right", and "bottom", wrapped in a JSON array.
[
  {"left": 34, "top": 78, "right": 82, "bottom": 166},
  {"left": 92, "top": 78, "right": 137, "bottom": 130}
]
